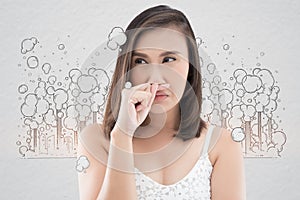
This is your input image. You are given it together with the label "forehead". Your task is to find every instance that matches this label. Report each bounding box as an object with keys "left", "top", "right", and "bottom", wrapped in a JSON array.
[{"left": 133, "top": 27, "right": 189, "bottom": 59}]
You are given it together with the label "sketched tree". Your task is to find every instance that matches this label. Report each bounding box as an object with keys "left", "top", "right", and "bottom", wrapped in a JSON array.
[
  {"left": 201, "top": 62, "right": 233, "bottom": 128},
  {"left": 228, "top": 68, "right": 286, "bottom": 156},
  {"left": 20, "top": 81, "right": 50, "bottom": 153},
  {"left": 20, "top": 94, "right": 38, "bottom": 152},
  {"left": 46, "top": 86, "right": 69, "bottom": 149},
  {"left": 63, "top": 105, "right": 79, "bottom": 150},
  {"left": 88, "top": 67, "right": 110, "bottom": 123},
  {"left": 67, "top": 68, "right": 109, "bottom": 132}
]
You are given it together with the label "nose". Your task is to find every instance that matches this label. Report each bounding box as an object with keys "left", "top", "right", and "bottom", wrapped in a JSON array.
[
  {"left": 148, "top": 64, "right": 165, "bottom": 84},
  {"left": 148, "top": 64, "right": 166, "bottom": 85}
]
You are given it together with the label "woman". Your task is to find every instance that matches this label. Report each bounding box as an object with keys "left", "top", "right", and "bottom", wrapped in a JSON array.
[{"left": 77, "top": 5, "right": 246, "bottom": 200}]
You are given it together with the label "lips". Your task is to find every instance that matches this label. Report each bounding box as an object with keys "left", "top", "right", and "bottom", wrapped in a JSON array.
[{"left": 155, "top": 91, "right": 168, "bottom": 96}]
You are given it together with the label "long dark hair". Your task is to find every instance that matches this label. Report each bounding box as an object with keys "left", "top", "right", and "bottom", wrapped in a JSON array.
[{"left": 102, "top": 5, "right": 206, "bottom": 141}]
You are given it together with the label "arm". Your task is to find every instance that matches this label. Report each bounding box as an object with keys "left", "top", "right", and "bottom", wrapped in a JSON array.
[
  {"left": 210, "top": 128, "right": 246, "bottom": 200},
  {"left": 77, "top": 124, "right": 138, "bottom": 200},
  {"left": 77, "top": 126, "right": 107, "bottom": 200},
  {"left": 77, "top": 82, "right": 157, "bottom": 199}
]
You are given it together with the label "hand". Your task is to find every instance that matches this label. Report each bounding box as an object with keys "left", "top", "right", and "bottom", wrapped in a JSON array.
[{"left": 115, "top": 82, "right": 159, "bottom": 137}]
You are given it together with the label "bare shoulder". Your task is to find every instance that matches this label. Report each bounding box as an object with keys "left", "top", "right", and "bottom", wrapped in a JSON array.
[
  {"left": 210, "top": 127, "right": 246, "bottom": 199},
  {"left": 81, "top": 123, "right": 109, "bottom": 143},
  {"left": 77, "top": 123, "right": 110, "bottom": 200},
  {"left": 209, "top": 127, "right": 243, "bottom": 165},
  {"left": 219, "top": 128, "right": 242, "bottom": 150},
  {"left": 78, "top": 123, "right": 110, "bottom": 163},
  {"left": 79, "top": 123, "right": 105, "bottom": 139},
  {"left": 215, "top": 127, "right": 242, "bottom": 151}
]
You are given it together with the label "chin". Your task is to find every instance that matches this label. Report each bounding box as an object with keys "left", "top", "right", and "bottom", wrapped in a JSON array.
[{"left": 151, "top": 101, "right": 178, "bottom": 114}]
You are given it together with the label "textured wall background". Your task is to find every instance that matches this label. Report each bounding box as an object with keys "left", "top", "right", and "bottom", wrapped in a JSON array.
[{"left": 1, "top": 0, "right": 299, "bottom": 199}]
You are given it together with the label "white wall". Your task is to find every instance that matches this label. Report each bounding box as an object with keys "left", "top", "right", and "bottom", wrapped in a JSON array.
[{"left": 1, "top": 0, "right": 299, "bottom": 199}]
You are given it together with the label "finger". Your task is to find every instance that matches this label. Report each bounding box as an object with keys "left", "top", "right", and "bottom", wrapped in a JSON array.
[
  {"left": 130, "top": 82, "right": 150, "bottom": 91},
  {"left": 136, "top": 104, "right": 144, "bottom": 112},
  {"left": 126, "top": 82, "right": 150, "bottom": 98},
  {"left": 130, "top": 91, "right": 149, "bottom": 100},
  {"left": 140, "top": 94, "right": 150, "bottom": 108},
  {"left": 129, "top": 98, "right": 138, "bottom": 104},
  {"left": 146, "top": 83, "right": 151, "bottom": 93},
  {"left": 147, "top": 83, "right": 159, "bottom": 107},
  {"left": 130, "top": 91, "right": 151, "bottom": 106}
]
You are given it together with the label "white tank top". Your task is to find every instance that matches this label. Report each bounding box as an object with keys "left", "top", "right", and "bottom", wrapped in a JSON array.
[{"left": 134, "top": 125, "right": 215, "bottom": 200}]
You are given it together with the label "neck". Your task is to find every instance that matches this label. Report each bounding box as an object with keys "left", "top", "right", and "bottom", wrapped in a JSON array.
[
  {"left": 133, "top": 103, "right": 181, "bottom": 139},
  {"left": 148, "top": 103, "right": 180, "bottom": 132}
]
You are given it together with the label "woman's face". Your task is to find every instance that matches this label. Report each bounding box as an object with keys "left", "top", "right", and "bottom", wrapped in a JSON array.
[{"left": 128, "top": 27, "right": 190, "bottom": 112}]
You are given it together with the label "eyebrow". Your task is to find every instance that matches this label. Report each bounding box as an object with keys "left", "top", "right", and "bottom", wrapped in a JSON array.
[{"left": 132, "top": 50, "right": 182, "bottom": 58}]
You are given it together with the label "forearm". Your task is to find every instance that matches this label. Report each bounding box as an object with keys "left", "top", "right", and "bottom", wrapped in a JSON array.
[{"left": 97, "top": 127, "right": 137, "bottom": 200}]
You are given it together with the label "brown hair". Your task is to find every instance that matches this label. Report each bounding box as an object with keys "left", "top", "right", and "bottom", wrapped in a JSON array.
[{"left": 102, "top": 5, "right": 206, "bottom": 141}]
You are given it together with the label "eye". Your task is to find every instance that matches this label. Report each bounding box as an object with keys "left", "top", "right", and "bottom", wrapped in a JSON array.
[
  {"left": 134, "top": 58, "right": 147, "bottom": 65},
  {"left": 162, "top": 57, "right": 176, "bottom": 63}
]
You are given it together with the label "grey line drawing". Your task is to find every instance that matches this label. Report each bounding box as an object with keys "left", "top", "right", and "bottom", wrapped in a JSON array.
[
  {"left": 17, "top": 30, "right": 286, "bottom": 159},
  {"left": 199, "top": 36, "right": 286, "bottom": 157},
  {"left": 21, "top": 37, "right": 39, "bottom": 54},
  {"left": 107, "top": 27, "right": 127, "bottom": 50},
  {"left": 76, "top": 155, "right": 90, "bottom": 173},
  {"left": 17, "top": 35, "right": 111, "bottom": 158}
]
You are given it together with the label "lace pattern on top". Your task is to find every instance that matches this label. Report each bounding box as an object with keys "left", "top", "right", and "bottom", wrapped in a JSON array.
[{"left": 134, "top": 125, "right": 215, "bottom": 200}]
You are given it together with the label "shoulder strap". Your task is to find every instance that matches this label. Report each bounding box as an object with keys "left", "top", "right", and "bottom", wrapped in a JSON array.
[{"left": 201, "top": 125, "right": 214, "bottom": 157}]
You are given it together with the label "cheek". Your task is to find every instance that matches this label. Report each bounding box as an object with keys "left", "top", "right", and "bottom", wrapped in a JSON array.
[
  {"left": 179, "top": 63, "right": 189, "bottom": 80},
  {"left": 175, "top": 61, "right": 189, "bottom": 79},
  {"left": 166, "top": 62, "right": 189, "bottom": 100},
  {"left": 127, "top": 67, "right": 148, "bottom": 84}
]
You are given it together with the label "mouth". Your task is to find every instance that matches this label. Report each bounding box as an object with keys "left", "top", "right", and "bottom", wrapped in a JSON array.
[
  {"left": 152, "top": 83, "right": 170, "bottom": 102},
  {"left": 155, "top": 91, "right": 168, "bottom": 96},
  {"left": 154, "top": 93, "right": 169, "bottom": 101}
]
